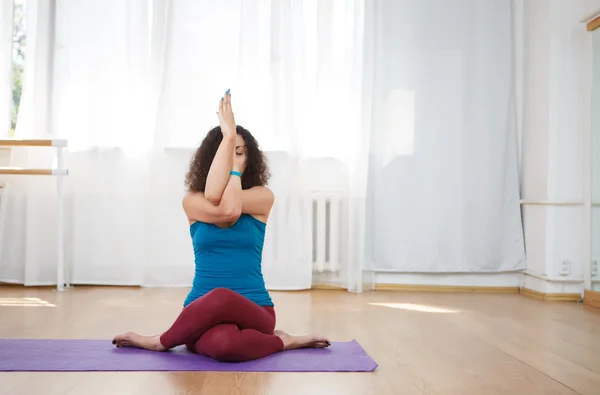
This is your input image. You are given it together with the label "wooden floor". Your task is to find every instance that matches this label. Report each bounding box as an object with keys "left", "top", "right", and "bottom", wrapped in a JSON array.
[{"left": 1, "top": 287, "right": 600, "bottom": 395}]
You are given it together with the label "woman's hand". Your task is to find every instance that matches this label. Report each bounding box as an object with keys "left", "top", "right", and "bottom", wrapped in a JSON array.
[{"left": 218, "top": 90, "right": 236, "bottom": 138}]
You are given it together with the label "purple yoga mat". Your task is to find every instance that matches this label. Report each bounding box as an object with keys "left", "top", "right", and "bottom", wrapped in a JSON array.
[{"left": 0, "top": 339, "right": 377, "bottom": 372}]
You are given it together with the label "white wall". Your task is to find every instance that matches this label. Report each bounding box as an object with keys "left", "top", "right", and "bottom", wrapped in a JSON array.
[
  {"left": 587, "top": 0, "right": 600, "bottom": 19},
  {"left": 520, "top": 0, "right": 597, "bottom": 295},
  {"left": 590, "top": 1, "right": 600, "bottom": 292},
  {"left": 369, "top": 0, "right": 598, "bottom": 292}
]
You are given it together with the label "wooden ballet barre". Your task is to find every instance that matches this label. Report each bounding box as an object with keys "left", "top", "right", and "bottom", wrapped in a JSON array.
[
  {"left": 0, "top": 138, "right": 67, "bottom": 147},
  {"left": 0, "top": 167, "right": 68, "bottom": 176},
  {"left": 0, "top": 138, "right": 69, "bottom": 291}
]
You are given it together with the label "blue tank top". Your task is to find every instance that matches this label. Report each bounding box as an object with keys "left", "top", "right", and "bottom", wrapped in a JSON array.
[{"left": 183, "top": 214, "right": 273, "bottom": 308}]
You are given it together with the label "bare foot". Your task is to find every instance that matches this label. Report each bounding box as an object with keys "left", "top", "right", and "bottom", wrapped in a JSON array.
[
  {"left": 274, "top": 330, "right": 331, "bottom": 351},
  {"left": 112, "top": 332, "right": 167, "bottom": 352}
]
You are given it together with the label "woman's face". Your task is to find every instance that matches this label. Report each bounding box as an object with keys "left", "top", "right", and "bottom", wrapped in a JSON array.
[{"left": 235, "top": 134, "right": 247, "bottom": 174}]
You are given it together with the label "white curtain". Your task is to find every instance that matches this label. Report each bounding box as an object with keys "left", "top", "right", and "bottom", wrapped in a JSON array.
[
  {"left": 0, "top": 0, "right": 58, "bottom": 284},
  {"left": 0, "top": 0, "right": 524, "bottom": 289},
  {"left": 363, "top": 0, "right": 525, "bottom": 273},
  {"left": 0, "top": 0, "right": 367, "bottom": 290},
  {"left": 150, "top": 0, "right": 320, "bottom": 290},
  {"left": 0, "top": 0, "right": 12, "bottom": 137}
]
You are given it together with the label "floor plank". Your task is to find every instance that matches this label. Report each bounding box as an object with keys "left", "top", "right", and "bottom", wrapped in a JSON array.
[{"left": 0, "top": 286, "right": 598, "bottom": 395}]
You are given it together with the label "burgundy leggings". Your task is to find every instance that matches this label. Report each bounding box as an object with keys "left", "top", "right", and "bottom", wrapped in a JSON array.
[{"left": 159, "top": 288, "right": 284, "bottom": 362}]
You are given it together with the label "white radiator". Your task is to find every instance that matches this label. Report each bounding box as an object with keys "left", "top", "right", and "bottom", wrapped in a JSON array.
[{"left": 311, "top": 192, "right": 341, "bottom": 273}]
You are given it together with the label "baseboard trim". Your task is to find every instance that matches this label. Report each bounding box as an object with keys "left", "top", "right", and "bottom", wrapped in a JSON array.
[
  {"left": 312, "top": 283, "right": 520, "bottom": 293},
  {"left": 311, "top": 284, "right": 346, "bottom": 290},
  {"left": 0, "top": 283, "right": 140, "bottom": 289},
  {"left": 520, "top": 287, "right": 582, "bottom": 302},
  {"left": 584, "top": 290, "right": 600, "bottom": 308},
  {"left": 374, "top": 283, "right": 519, "bottom": 293}
]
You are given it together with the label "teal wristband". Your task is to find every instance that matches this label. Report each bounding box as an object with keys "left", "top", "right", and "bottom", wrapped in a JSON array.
[{"left": 230, "top": 170, "right": 241, "bottom": 177}]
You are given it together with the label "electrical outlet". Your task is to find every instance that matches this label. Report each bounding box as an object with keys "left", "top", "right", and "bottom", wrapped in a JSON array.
[
  {"left": 559, "top": 260, "right": 571, "bottom": 276},
  {"left": 592, "top": 260, "right": 598, "bottom": 277}
]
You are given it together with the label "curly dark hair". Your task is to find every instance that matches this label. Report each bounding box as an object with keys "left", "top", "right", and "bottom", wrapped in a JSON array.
[{"left": 185, "top": 125, "right": 270, "bottom": 192}]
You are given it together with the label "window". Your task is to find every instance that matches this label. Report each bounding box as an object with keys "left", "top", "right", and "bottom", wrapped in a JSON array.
[{"left": 10, "top": 0, "right": 26, "bottom": 137}]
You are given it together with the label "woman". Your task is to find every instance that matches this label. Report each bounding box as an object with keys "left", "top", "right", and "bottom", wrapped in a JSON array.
[{"left": 112, "top": 91, "right": 329, "bottom": 362}]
